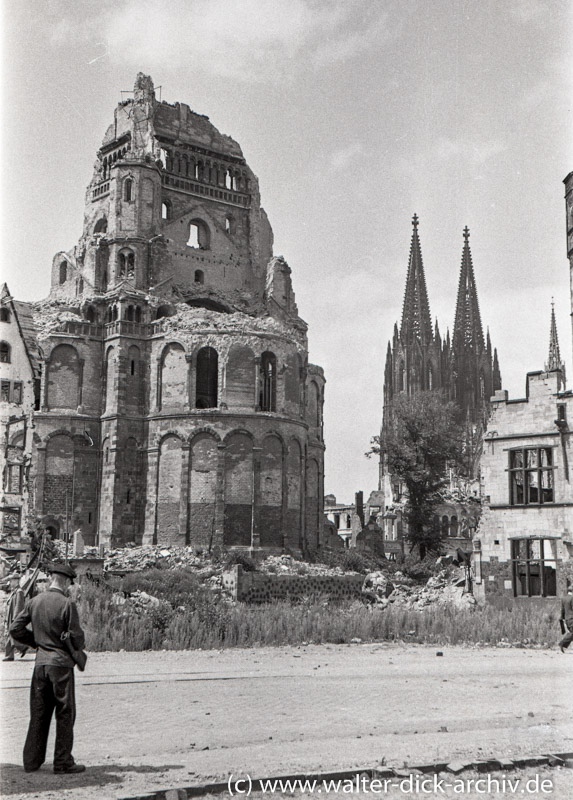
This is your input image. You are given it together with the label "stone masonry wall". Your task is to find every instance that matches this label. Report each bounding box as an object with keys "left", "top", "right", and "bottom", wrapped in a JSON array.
[{"left": 223, "top": 564, "right": 364, "bottom": 603}]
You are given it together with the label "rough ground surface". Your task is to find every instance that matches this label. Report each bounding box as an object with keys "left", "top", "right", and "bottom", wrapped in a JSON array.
[{"left": 1, "top": 644, "right": 572, "bottom": 800}]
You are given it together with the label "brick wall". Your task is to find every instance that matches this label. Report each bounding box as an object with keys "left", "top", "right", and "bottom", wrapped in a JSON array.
[{"left": 224, "top": 564, "right": 364, "bottom": 603}]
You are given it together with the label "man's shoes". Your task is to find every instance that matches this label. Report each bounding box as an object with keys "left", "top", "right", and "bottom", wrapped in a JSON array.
[
  {"left": 24, "top": 766, "right": 40, "bottom": 772},
  {"left": 53, "top": 764, "right": 86, "bottom": 775},
  {"left": 2, "top": 657, "right": 14, "bottom": 662}
]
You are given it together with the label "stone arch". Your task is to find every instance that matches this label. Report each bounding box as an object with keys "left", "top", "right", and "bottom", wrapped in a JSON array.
[
  {"left": 156, "top": 434, "right": 183, "bottom": 545},
  {"left": 47, "top": 344, "right": 80, "bottom": 410},
  {"left": 188, "top": 426, "right": 222, "bottom": 444},
  {"left": 259, "top": 434, "right": 284, "bottom": 548},
  {"left": 94, "top": 217, "right": 107, "bottom": 234},
  {"left": 188, "top": 432, "right": 219, "bottom": 549},
  {"left": 160, "top": 342, "right": 187, "bottom": 411},
  {"left": 226, "top": 344, "right": 255, "bottom": 409},
  {"left": 224, "top": 432, "right": 253, "bottom": 546},
  {"left": 187, "top": 219, "right": 210, "bottom": 250}
]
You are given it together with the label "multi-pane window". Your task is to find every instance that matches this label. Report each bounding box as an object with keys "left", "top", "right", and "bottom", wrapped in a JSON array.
[
  {"left": 0, "top": 380, "right": 23, "bottom": 404},
  {"left": 511, "top": 538, "right": 557, "bottom": 597},
  {"left": 509, "top": 447, "right": 554, "bottom": 505}
]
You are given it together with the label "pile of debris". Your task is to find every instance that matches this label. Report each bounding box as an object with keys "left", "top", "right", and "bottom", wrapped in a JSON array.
[
  {"left": 362, "top": 568, "right": 476, "bottom": 610},
  {"left": 103, "top": 545, "right": 205, "bottom": 573}
]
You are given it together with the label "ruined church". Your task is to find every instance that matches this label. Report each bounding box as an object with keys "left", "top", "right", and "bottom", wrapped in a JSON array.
[
  {"left": 379, "top": 215, "right": 502, "bottom": 498},
  {"left": 0, "top": 74, "right": 325, "bottom": 553}
]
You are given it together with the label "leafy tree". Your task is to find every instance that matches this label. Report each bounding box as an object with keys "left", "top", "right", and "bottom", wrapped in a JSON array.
[{"left": 368, "top": 391, "right": 464, "bottom": 558}]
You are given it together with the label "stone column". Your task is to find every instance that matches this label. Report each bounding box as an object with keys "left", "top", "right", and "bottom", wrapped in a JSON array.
[
  {"left": 179, "top": 442, "right": 190, "bottom": 544},
  {"left": 215, "top": 443, "right": 226, "bottom": 549},
  {"left": 250, "top": 446, "right": 262, "bottom": 549}
]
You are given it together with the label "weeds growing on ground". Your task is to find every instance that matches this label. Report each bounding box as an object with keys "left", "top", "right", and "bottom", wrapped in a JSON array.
[{"left": 75, "top": 574, "right": 560, "bottom": 652}]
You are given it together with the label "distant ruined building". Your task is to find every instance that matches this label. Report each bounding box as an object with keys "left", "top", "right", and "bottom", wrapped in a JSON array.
[
  {"left": 0, "top": 74, "right": 325, "bottom": 553},
  {"left": 380, "top": 215, "right": 502, "bottom": 501}
]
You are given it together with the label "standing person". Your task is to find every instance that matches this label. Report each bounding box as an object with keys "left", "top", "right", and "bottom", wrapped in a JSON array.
[
  {"left": 3, "top": 574, "right": 28, "bottom": 661},
  {"left": 559, "top": 585, "right": 573, "bottom": 653},
  {"left": 9, "top": 563, "right": 86, "bottom": 774}
]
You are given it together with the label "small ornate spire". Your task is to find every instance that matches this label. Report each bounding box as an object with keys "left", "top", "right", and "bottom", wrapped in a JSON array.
[
  {"left": 546, "top": 299, "right": 565, "bottom": 377},
  {"left": 412, "top": 213, "right": 419, "bottom": 230},
  {"left": 463, "top": 225, "right": 470, "bottom": 243}
]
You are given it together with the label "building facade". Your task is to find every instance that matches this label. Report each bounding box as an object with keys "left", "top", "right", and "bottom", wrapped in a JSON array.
[
  {"left": 0, "top": 285, "right": 41, "bottom": 541},
  {"left": 8, "top": 74, "right": 326, "bottom": 553},
  {"left": 474, "top": 171, "right": 573, "bottom": 602}
]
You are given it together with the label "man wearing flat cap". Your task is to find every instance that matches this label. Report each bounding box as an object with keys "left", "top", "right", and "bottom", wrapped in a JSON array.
[{"left": 10, "top": 562, "right": 86, "bottom": 774}]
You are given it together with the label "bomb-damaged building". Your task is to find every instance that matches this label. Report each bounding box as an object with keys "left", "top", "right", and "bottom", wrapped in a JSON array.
[{"left": 0, "top": 74, "right": 325, "bottom": 554}]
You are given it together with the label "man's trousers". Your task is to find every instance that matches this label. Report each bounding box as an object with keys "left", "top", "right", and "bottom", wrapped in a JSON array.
[{"left": 23, "top": 665, "right": 76, "bottom": 771}]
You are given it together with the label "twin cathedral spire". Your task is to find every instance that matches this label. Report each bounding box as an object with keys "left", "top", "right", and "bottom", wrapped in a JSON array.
[{"left": 384, "top": 216, "right": 502, "bottom": 431}]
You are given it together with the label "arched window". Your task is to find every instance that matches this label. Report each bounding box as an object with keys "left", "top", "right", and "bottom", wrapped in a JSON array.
[
  {"left": 125, "top": 305, "right": 134, "bottom": 321},
  {"left": 479, "top": 373, "right": 485, "bottom": 398},
  {"left": 428, "top": 364, "right": 433, "bottom": 390},
  {"left": 195, "top": 347, "right": 218, "bottom": 408},
  {"left": 59, "top": 261, "right": 67, "bottom": 285},
  {"left": 441, "top": 515, "right": 449, "bottom": 536},
  {"left": 134, "top": 306, "right": 142, "bottom": 323},
  {"left": 450, "top": 516, "right": 458, "bottom": 536},
  {"left": 94, "top": 218, "right": 107, "bottom": 233},
  {"left": 0, "top": 341, "right": 11, "bottom": 363},
  {"left": 77, "top": 278, "right": 84, "bottom": 295},
  {"left": 346, "top": 514, "right": 352, "bottom": 529},
  {"left": 0, "top": 308, "right": 10, "bottom": 323},
  {"left": 187, "top": 220, "right": 210, "bottom": 250},
  {"left": 259, "top": 351, "right": 277, "bottom": 412},
  {"left": 161, "top": 201, "right": 171, "bottom": 220},
  {"left": 85, "top": 306, "right": 96, "bottom": 323},
  {"left": 118, "top": 250, "right": 135, "bottom": 277},
  {"left": 124, "top": 178, "right": 134, "bottom": 202},
  {"left": 194, "top": 270, "right": 204, "bottom": 284}
]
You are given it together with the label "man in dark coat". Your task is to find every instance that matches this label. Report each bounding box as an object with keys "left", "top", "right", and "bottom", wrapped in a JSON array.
[
  {"left": 10, "top": 563, "right": 86, "bottom": 774},
  {"left": 3, "top": 574, "right": 28, "bottom": 661},
  {"left": 559, "top": 587, "right": 573, "bottom": 653}
]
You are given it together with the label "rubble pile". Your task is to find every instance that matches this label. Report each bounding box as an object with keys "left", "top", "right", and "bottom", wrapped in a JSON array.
[
  {"left": 362, "top": 568, "right": 476, "bottom": 610},
  {"left": 260, "top": 554, "right": 347, "bottom": 577},
  {"left": 103, "top": 545, "right": 204, "bottom": 573}
]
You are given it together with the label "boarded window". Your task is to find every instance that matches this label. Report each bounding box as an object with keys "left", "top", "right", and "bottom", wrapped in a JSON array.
[
  {"left": 226, "top": 345, "right": 255, "bottom": 409},
  {"left": 224, "top": 433, "right": 253, "bottom": 546},
  {"left": 156, "top": 435, "right": 183, "bottom": 545},
  {"left": 160, "top": 343, "right": 187, "bottom": 410},
  {"left": 47, "top": 344, "right": 80, "bottom": 409}
]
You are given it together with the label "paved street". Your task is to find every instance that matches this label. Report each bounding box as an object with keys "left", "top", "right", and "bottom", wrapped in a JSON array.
[{"left": 1, "top": 643, "right": 572, "bottom": 799}]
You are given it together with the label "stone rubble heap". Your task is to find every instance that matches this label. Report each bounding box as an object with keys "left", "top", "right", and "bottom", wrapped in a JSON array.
[{"left": 362, "top": 568, "right": 476, "bottom": 610}]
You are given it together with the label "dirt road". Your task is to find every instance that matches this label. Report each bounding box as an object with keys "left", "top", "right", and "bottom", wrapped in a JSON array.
[{"left": 1, "top": 643, "right": 572, "bottom": 799}]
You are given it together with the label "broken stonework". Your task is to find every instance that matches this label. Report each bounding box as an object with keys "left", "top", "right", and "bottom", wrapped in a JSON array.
[{"left": 11, "top": 73, "right": 326, "bottom": 553}]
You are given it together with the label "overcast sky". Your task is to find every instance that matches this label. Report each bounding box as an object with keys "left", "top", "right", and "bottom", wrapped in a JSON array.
[{"left": 2, "top": 0, "right": 572, "bottom": 504}]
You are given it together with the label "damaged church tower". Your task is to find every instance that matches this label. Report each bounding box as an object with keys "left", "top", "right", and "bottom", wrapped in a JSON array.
[{"left": 28, "top": 73, "right": 325, "bottom": 552}]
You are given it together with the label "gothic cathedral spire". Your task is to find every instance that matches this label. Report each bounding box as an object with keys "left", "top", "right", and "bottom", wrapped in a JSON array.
[
  {"left": 452, "top": 227, "right": 485, "bottom": 355},
  {"left": 400, "top": 214, "right": 433, "bottom": 349}
]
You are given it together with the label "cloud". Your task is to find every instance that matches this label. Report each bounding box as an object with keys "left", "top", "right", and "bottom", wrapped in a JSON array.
[
  {"left": 328, "top": 142, "right": 363, "bottom": 171},
  {"left": 50, "top": 0, "right": 390, "bottom": 82}
]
